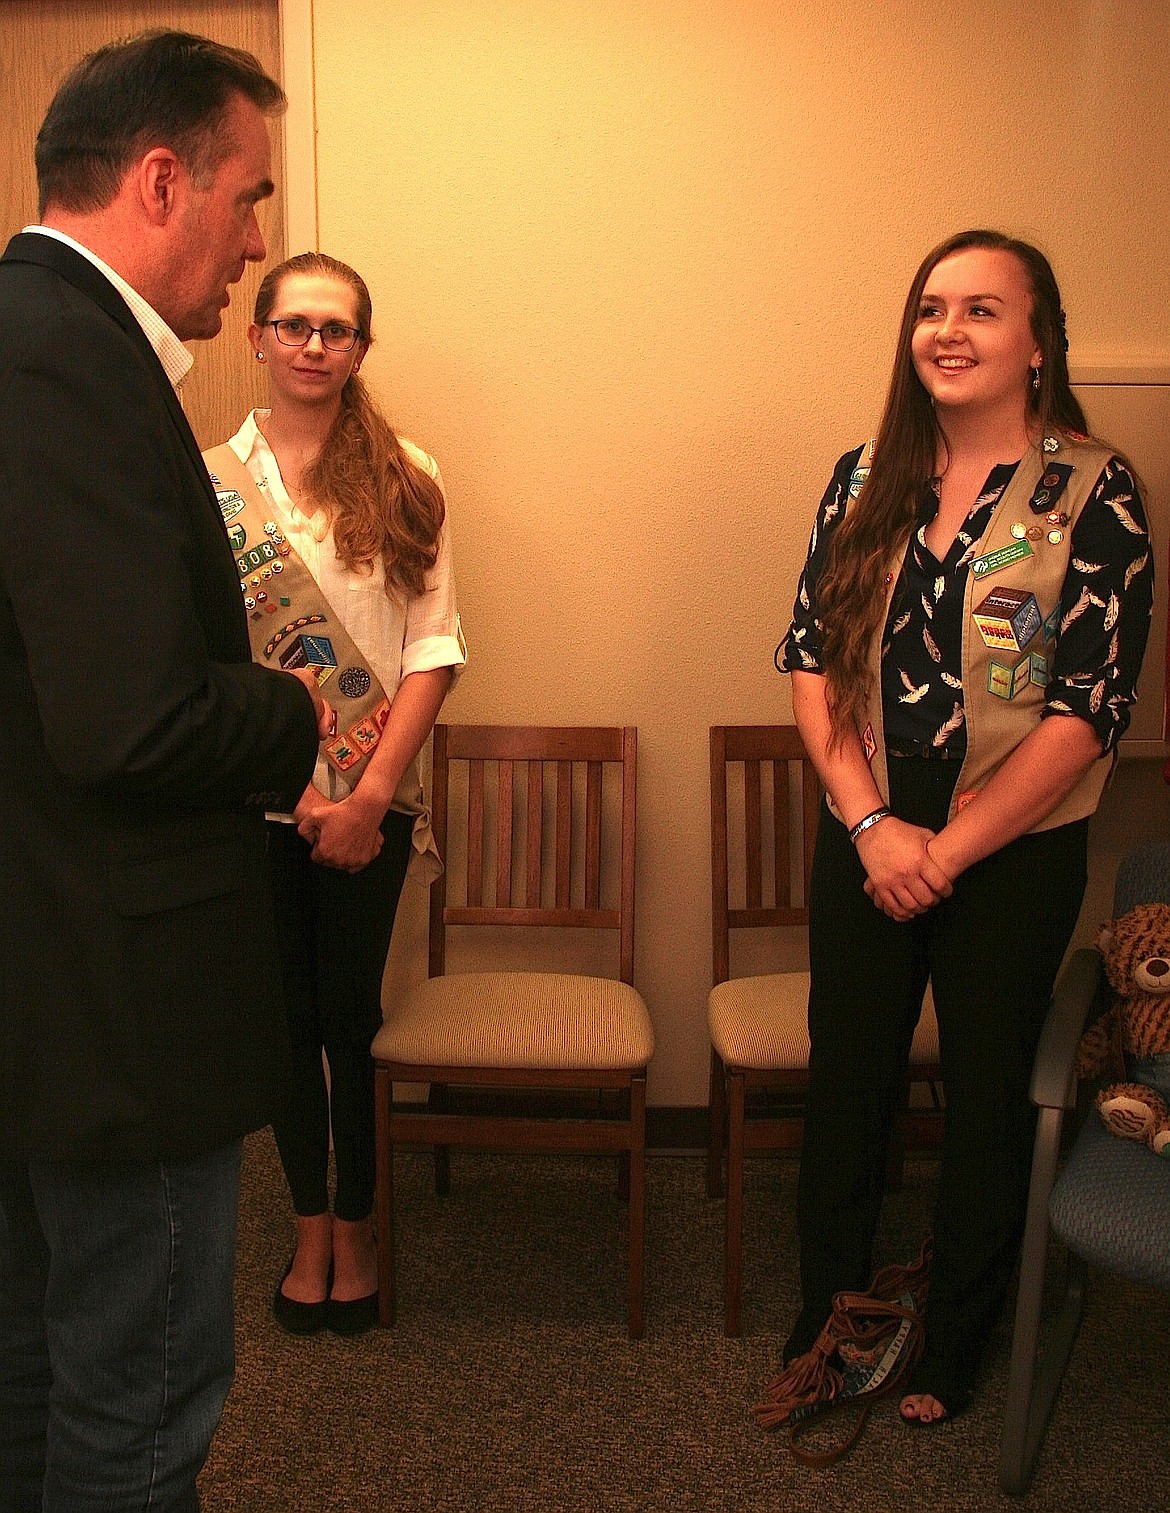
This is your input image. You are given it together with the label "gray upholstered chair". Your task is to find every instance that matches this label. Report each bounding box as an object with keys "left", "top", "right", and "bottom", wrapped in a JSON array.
[
  {"left": 706, "top": 724, "right": 942, "bottom": 1334},
  {"left": 371, "top": 724, "right": 654, "bottom": 1338},
  {"left": 1000, "top": 840, "right": 1170, "bottom": 1494}
]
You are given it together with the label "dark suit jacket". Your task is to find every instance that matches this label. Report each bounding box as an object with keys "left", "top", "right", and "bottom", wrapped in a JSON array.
[{"left": 0, "top": 232, "right": 319, "bottom": 1161}]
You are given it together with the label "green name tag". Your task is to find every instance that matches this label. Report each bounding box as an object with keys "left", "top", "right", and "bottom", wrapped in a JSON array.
[{"left": 971, "top": 540, "right": 1034, "bottom": 578}]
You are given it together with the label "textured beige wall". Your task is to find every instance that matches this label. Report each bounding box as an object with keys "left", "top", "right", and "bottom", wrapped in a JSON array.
[{"left": 306, "top": 0, "right": 1170, "bottom": 1104}]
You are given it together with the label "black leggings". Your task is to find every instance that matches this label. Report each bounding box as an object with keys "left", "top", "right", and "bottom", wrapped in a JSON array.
[
  {"left": 793, "top": 758, "right": 1088, "bottom": 1402},
  {"left": 266, "top": 811, "right": 414, "bottom": 1221}
]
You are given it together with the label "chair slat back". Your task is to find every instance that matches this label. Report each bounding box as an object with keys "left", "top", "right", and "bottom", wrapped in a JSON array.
[
  {"left": 429, "top": 725, "right": 637, "bottom": 983},
  {"left": 710, "top": 724, "right": 821, "bottom": 985}
]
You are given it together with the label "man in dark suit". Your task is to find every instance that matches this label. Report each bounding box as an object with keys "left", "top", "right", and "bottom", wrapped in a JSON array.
[{"left": 0, "top": 32, "right": 330, "bottom": 1511}]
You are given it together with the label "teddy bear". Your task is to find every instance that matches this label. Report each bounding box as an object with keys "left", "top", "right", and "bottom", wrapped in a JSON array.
[{"left": 1075, "top": 900, "right": 1170, "bottom": 1155}]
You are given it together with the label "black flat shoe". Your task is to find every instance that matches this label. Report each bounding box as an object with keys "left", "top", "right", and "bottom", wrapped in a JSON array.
[
  {"left": 272, "top": 1261, "right": 331, "bottom": 1336},
  {"left": 326, "top": 1290, "right": 378, "bottom": 1337}
]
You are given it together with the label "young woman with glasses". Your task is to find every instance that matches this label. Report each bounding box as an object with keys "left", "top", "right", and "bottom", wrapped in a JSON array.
[{"left": 208, "top": 252, "right": 466, "bottom": 1335}]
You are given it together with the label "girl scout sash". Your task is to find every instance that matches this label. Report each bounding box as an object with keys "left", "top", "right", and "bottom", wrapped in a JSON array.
[{"left": 203, "top": 442, "right": 391, "bottom": 785}]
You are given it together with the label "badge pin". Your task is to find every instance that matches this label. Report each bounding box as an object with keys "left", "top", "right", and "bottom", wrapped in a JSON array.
[
  {"left": 1026, "top": 526, "right": 1043, "bottom": 541},
  {"left": 1047, "top": 529, "right": 1064, "bottom": 544},
  {"left": 337, "top": 666, "right": 372, "bottom": 699},
  {"left": 1043, "top": 436, "right": 1060, "bottom": 453},
  {"left": 1010, "top": 522, "right": 1027, "bottom": 540},
  {"left": 1028, "top": 461, "right": 1074, "bottom": 515}
]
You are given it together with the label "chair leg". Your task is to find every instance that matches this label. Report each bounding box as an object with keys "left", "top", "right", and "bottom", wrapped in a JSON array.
[
  {"left": 999, "top": 1104, "right": 1077, "bottom": 1495},
  {"left": 724, "top": 1069, "right": 746, "bottom": 1336},
  {"left": 428, "top": 1081, "right": 450, "bottom": 1194},
  {"left": 708, "top": 1047, "right": 727, "bottom": 1198},
  {"left": 627, "top": 1073, "right": 647, "bottom": 1339},
  {"left": 373, "top": 1065, "right": 396, "bottom": 1327}
]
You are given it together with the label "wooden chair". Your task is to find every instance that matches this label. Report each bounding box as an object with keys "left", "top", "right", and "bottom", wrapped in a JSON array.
[
  {"left": 706, "top": 724, "right": 943, "bottom": 1334},
  {"left": 372, "top": 724, "right": 654, "bottom": 1338}
]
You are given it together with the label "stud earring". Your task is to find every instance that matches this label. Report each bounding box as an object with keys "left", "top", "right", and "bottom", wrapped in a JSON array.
[{"left": 256, "top": 350, "right": 265, "bottom": 362}]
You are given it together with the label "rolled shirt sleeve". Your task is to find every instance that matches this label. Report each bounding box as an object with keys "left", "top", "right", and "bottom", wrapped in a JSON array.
[{"left": 1044, "top": 457, "right": 1153, "bottom": 752}]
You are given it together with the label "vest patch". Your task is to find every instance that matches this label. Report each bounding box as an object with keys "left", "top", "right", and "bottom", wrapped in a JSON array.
[
  {"left": 216, "top": 489, "right": 246, "bottom": 522},
  {"left": 988, "top": 654, "right": 1032, "bottom": 701},
  {"left": 1028, "top": 462, "right": 1074, "bottom": 515},
  {"left": 972, "top": 587, "right": 1041, "bottom": 652}
]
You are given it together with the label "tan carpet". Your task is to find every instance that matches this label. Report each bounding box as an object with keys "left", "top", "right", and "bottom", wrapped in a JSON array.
[{"left": 198, "top": 1129, "right": 1169, "bottom": 1512}]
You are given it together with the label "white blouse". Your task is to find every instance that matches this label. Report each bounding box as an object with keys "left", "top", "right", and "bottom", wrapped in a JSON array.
[{"left": 226, "top": 410, "right": 466, "bottom": 864}]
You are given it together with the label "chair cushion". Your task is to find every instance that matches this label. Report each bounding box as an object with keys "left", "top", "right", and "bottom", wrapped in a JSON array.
[
  {"left": 1050, "top": 1114, "right": 1170, "bottom": 1291},
  {"left": 373, "top": 971, "right": 654, "bottom": 1071},
  {"left": 708, "top": 973, "right": 810, "bottom": 1070},
  {"left": 708, "top": 974, "right": 940, "bottom": 1072}
]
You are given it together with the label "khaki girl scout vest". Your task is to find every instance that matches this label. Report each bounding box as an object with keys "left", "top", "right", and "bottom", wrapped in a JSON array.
[
  {"left": 847, "top": 433, "right": 1118, "bottom": 831},
  {"left": 203, "top": 440, "right": 442, "bottom": 875}
]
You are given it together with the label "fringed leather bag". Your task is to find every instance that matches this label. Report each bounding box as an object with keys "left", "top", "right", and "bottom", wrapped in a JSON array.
[{"left": 753, "top": 1238, "right": 931, "bottom": 1466}]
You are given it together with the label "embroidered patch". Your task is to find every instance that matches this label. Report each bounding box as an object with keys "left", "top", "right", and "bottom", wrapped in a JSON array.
[
  {"left": 373, "top": 697, "right": 393, "bottom": 731},
  {"left": 848, "top": 466, "right": 870, "bottom": 499},
  {"left": 348, "top": 717, "right": 381, "bottom": 754},
  {"left": 227, "top": 523, "right": 246, "bottom": 551},
  {"left": 972, "top": 587, "right": 1041, "bottom": 652},
  {"left": 264, "top": 614, "right": 327, "bottom": 660},
  {"left": 216, "top": 489, "right": 246, "bottom": 522},
  {"left": 276, "top": 631, "right": 337, "bottom": 673},
  {"left": 988, "top": 653, "right": 1032, "bottom": 701},
  {"left": 970, "top": 540, "right": 1034, "bottom": 579},
  {"left": 324, "top": 733, "right": 362, "bottom": 772},
  {"left": 1030, "top": 652, "right": 1050, "bottom": 687}
]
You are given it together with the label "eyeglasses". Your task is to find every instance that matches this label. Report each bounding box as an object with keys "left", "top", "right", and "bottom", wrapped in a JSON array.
[{"left": 263, "top": 318, "right": 363, "bottom": 352}]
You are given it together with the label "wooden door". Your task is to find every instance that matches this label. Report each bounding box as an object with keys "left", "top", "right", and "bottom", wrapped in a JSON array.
[{"left": 0, "top": 0, "right": 283, "bottom": 448}]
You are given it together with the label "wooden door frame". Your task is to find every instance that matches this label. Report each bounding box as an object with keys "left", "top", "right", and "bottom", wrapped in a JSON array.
[{"left": 279, "top": 0, "right": 317, "bottom": 254}]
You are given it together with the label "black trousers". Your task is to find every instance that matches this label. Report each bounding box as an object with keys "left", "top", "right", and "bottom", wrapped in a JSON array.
[
  {"left": 793, "top": 758, "right": 1088, "bottom": 1402},
  {"left": 265, "top": 811, "right": 414, "bottom": 1222}
]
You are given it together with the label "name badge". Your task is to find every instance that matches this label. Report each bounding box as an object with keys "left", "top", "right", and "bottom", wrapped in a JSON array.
[{"left": 970, "top": 540, "right": 1034, "bottom": 579}]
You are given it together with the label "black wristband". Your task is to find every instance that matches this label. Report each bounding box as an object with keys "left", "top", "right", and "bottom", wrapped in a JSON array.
[{"left": 848, "top": 807, "right": 891, "bottom": 844}]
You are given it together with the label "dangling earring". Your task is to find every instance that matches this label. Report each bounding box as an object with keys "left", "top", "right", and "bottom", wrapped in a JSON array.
[{"left": 1031, "top": 365, "right": 1041, "bottom": 391}]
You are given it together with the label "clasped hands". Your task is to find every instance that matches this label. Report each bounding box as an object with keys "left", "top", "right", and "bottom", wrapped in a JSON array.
[
  {"left": 284, "top": 669, "right": 384, "bottom": 872},
  {"left": 856, "top": 815, "right": 954, "bottom": 923},
  {"left": 293, "top": 783, "right": 384, "bottom": 873}
]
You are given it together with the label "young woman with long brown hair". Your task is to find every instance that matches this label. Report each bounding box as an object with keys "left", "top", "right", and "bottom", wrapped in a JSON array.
[
  {"left": 206, "top": 252, "right": 465, "bottom": 1335},
  {"left": 778, "top": 230, "right": 1152, "bottom": 1421}
]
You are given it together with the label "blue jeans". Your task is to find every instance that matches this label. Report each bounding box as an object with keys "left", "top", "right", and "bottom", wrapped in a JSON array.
[{"left": 0, "top": 1143, "right": 242, "bottom": 1512}]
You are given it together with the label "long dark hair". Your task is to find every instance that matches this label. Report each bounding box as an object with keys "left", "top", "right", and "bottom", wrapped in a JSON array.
[
  {"left": 255, "top": 252, "right": 445, "bottom": 600},
  {"left": 817, "top": 229, "right": 1088, "bottom": 745}
]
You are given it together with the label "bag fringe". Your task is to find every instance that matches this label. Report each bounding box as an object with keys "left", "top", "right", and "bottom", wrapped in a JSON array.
[{"left": 753, "top": 1237, "right": 932, "bottom": 1438}]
